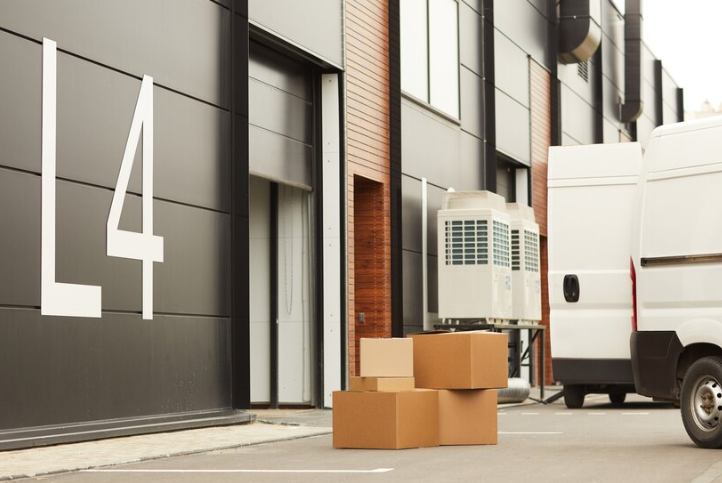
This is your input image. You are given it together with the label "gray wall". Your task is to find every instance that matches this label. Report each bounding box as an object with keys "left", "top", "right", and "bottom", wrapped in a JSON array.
[
  {"left": 249, "top": 0, "right": 344, "bottom": 67},
  {"left": 401, "top": 0, "right": 552, "bottom": 333},
  {"left": 0, "top": 0, "right": 233, "bottom": 430},
  {"left": 401, "top": 0, "right": 682, "bottom": 333},
  {"left": 560, "top": 0, "right": 682, "bottom": 147}
]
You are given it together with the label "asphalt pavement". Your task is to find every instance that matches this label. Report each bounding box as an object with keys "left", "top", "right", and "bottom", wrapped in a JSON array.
[{"left": 7, "top": 389, "right": 722, "bottom": 483}]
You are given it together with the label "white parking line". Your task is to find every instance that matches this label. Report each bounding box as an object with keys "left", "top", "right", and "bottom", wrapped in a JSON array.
[
  {"left": 588, "top": 413, "right": 607, "bottom": 416},
  {"left": 521, "top": 412, "right": 539, "bottom": 416},
  {"left": 554, "top": 412, "right": 573, "bottom": 416},
  {"left": 498, "top": 412, "right": 507, "bottom": 416},
  {"left": 85, "top": 468, "right": 395, "bottom": 474},
  {"left": 622, "top": 412, "right": 650, "bottom": 416},
  {"left": 499, "top": 431, "right": 563, "bottom": 435}
]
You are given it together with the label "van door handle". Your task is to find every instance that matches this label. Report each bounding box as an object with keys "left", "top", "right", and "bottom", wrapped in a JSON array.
[{"left": 563, "top": 274, "right": 580, "bottom": 303}]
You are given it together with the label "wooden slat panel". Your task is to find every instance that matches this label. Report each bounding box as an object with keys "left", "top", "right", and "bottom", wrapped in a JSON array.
[{"left": 346, "top": 0, "right": 392, "bottom": 376}]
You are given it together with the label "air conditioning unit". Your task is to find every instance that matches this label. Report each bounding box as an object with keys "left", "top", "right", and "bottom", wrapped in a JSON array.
[
  {"left": 506, "top": 203, "right": 542, "bottom": 323},
  {"left": 437, "top": 191, "right": 512, "bottom": 323}
]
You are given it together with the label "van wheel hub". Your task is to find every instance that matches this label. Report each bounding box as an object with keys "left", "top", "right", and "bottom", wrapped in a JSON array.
[{"left": 693, "top": 378, "right": 722, "bottom": 430}]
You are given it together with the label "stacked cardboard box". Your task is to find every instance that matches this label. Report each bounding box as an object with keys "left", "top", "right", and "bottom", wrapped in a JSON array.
[
  {"left": 411, "top": 330, "right": 507, "bottom": 446},
  {"left": 333, "top": 338, "right": 439, "bottom": 449},
  {"left": 333, "top": 331, "right": 507, "bottom": 449}
]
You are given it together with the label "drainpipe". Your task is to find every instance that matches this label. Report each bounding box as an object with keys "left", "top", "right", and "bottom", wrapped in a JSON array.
[{"left": 621, "top": 0, "right": 643, "bottom": 123}]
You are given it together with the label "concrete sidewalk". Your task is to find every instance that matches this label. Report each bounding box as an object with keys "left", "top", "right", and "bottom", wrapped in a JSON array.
[{"left": 0, "top": 387, "right": 558, "bottom": 481}]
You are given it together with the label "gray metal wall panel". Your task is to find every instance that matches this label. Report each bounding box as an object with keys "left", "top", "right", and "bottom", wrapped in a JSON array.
[
  {"left": 401, "top": 175, "right": 422, "bottom": 253},
  {"left": 601, "top": 0, "right": 624, "bottom": 52},
  {"left": 602, "top": 75, "right": 622, "bottom": 126},
  {"left": 558, "top": 62, "right": 594, "bottom": 106},
  {"left": 462, "top": 0, "right": 481, "bottom": 15},
  {"left": 459, "top": 2, "right": 482, "bottom": 76},
  {"left": 401, "top": 100, "right": 461, "bottom": 188},
  {"left": 662, "top": 70, "right": 680, "bottom": 116},
  {"left": 249, "top": 44, "right": 313, "bottom": 101},
  {"left": 248, "top": 43, "right": 313, "bottom": 189},
  {"left": 249, "top": 78, "right": 313, "bottom": 144},
  {"left": 561, "top": 84, "right": 595, "bottom": 145},
  {"left": 496, "top": 90, "right": 531, "bottom": 165},
  {"left": 249, "top": 126, "right": 313, "bottom": 189},
  {"left": 400, "top": 176, "right": 445, "bottom": 257},
  {"left": 0, "top": 0, "right": 229, "bottom": 108},
  {"left": 662, "top": 104, "right": 677, "bottom": 125},
  {"left": 494, "top": 0, "right": 551, "bottom": 68},
  {"left": 460, "top": 67, "right": 484, "bottom": 139},
  {"left": 0, "top": 32, "right": 41, "bottom": 173},
  {"left": 249, "top": 0, "right": 343, "bottom": 67},
  {"left": 0, "top": 31, "right": 230, "bottom": 212},
  {"left": 459, "top": 132, "right": 485, "bottom": 191},
  {"left": 0, "top": 170, "right": 229, "bottom": 316},
  {"left": 526, "top": 0, "right": 550, "bottom": 19},
  {"left": 0, "top": 170, "right": 40, "bottom": 307},
  {"left": 402, "top": 250, "right": 423, "bottom": 331},
  {"left": 603, "top": 118, "right": 620, "bottom": 143},
  {"left": 601, "top": 40, "right": 624, "bottom": 93},
  {"left": 0, "top": 309, "right": 231, "bottom": 429},
  {"left": 495, "top": 32, "right": 530, "bottom": 108},
  {"left": 642, "top": 78, "right": 656, "bottom": 125}
]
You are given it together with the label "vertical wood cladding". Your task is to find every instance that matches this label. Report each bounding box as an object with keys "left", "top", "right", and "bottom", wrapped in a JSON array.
[
  {"left": 530, "top": 59, "right": 553, "bottom": 384},
  {"left": 346, "top": 0, "right": 392, "bottom": 376}
]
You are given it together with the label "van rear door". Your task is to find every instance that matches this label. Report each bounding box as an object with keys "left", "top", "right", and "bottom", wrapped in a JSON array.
[{"left": 548, "top": 143, "right": 642, "bottom": 384}]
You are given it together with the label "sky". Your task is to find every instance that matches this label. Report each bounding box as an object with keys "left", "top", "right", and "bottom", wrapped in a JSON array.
[{"left": 612, "top": 0, "right": 722, "bottom": 112}]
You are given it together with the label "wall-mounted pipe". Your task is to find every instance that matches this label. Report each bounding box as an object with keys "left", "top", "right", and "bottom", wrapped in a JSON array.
[
  {"left": 558, "top": 0, "right": 602, "bottom": 64},
  {"left": 621, "top": 0, "right": 643, "bottom": 123}
]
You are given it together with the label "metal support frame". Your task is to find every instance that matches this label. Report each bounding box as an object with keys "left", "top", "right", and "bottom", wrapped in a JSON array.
[{"left": 435, "top": 322, "right": 546, "bottom": 400}]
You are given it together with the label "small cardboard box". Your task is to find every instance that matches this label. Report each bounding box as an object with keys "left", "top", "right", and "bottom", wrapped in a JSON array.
[
  {"left": 349, "top": 377, "right": 415, "bottom": 392},
  {"left": 359, "top": 338, "right": 414, "bottom": 377},
  {"left": 438, "top": 389, "right": 497, "bottom": 445},
  {"left": 333, "top": 389, "right": 439, "bottom": 449},
  {"left": 410, "top": 331, "right": 508, "bottom": 389}
]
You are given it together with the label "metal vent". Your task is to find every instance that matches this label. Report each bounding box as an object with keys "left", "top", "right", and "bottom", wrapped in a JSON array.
[
  {"left": 444, "top": 220, "right": 488, "bottom": 266},
  {"left": 492, "top": 220, "right": 510, "bottom": 268},
  {"left": 511, "top": 230, "right": 521, "bottom": 271},
  {"left": 524, "top": 230, "right": 540, "bottom": 272},
  {"left": 577, "top": 60, "right": 589, "bottom": 82}
]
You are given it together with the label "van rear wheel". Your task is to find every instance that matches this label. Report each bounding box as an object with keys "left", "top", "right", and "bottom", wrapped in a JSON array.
[
  {"left": 681, "top": 357, "right": 722, "bottom": 448},
  {"left": 564, "top": 385, "right": 585, "bottom": 409},
  {"left": 609, "top": 392, "right": 626, "bottom": 405}
]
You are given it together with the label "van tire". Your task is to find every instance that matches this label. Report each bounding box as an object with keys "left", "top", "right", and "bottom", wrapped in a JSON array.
[
  {"left": 681, "top": 357, "right": 722, "bottom": 448},
  {"left": 609, "top": 392, "right": 626, "bottom": 405},
  {"left": 564, "top": 385, "right": 585, "bottom": 409}
]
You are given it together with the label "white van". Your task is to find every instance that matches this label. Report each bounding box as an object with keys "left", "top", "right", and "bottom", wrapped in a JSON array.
[
  {"left": 631, "top": 116, "right": 722, "bottom": 448},
  {"left": 548, "top": 143, "right": 642, "bottom": 408}
]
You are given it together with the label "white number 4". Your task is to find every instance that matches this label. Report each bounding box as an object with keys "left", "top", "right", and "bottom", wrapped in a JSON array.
[{"left": 41, "top": 38, "right": 164, "bottom": 320}]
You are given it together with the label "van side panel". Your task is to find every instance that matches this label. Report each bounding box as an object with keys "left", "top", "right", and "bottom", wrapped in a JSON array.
[
  {"left": 637, "top": 132, "right": 722, "bottom": 335},
  {"left": 549, "top": 181, "right": 636, "bottom": 360}
]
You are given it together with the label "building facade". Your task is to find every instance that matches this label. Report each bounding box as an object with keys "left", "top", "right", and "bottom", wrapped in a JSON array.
[{"left": 0, "top": 0, "right": 681, "bottom": 449}]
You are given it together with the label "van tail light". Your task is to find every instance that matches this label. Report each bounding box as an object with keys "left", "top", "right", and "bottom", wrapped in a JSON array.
[{"left": 630, "top": 257, "right": 638, "bottom": 332}]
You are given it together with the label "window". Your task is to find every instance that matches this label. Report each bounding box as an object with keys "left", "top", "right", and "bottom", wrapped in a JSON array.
[{"left": 401, "top": 0, "right": 459, "bottom": 118}]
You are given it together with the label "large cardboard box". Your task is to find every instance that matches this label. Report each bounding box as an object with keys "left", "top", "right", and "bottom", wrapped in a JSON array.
[
  {"left": 333, "top": 389, "right": 439, "bottom": 449},
  {"left": 359, "top": 338, "right": 413, "bottom": 377},
  {"left": 349, "top": 377, "right": 415, "bottom": 392},
  {"left": 438, "top": 389, "right": 497, "bottom": 445},
  {"left": 410, "top": 331, "right": 508, "bottom": 389}
]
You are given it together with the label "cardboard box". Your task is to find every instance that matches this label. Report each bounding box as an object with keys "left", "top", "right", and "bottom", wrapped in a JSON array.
[
  {"left": 438, "top": 389, "right": 497, "bottom": 445},
  {"left": 333, "top": 389, "right": 439, "bottom": 449},
  {"left": 359, "top": 338, "right": 413, "bottom": 377},
  {"left": 349, "top": 377, "right": 415, "bottom": 392},
  {"left": 410, "top": 331, "right": 508, "bottom": 389}
]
